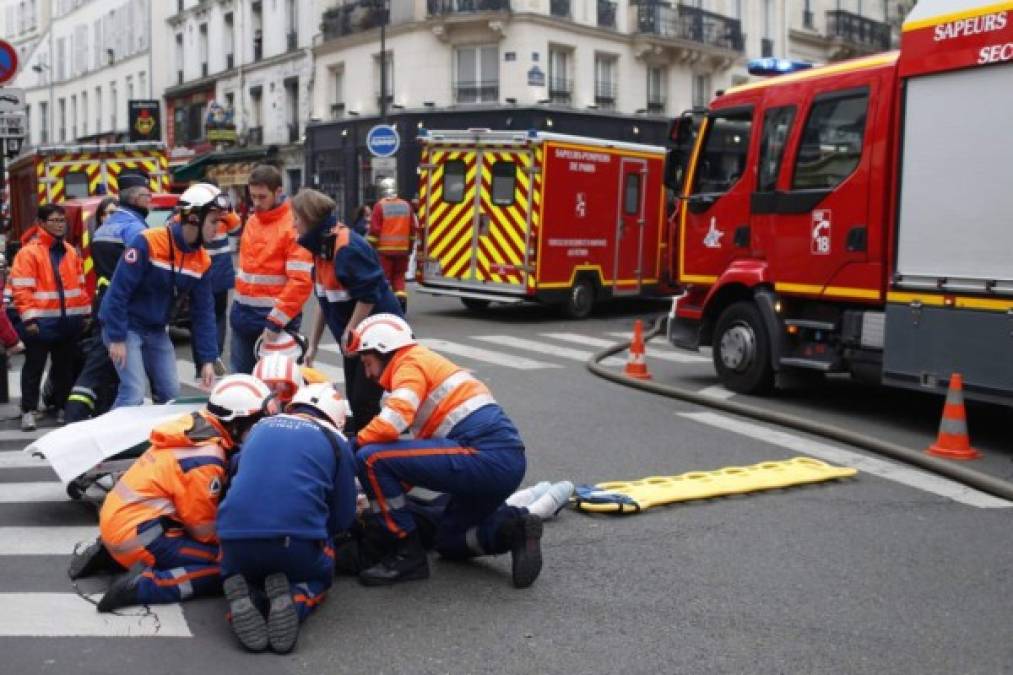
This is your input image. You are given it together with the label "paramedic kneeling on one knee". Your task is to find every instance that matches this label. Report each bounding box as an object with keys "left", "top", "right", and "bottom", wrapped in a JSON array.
[{"left": 351, "top": 314, "right": 544, "bottom": 589}]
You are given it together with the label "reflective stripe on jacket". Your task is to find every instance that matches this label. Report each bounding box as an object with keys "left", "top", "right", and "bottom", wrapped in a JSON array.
[
  {"left": 298, "top": 216, "right": 403, "bottom": 340},
  {"left": 9, "top": 228, "right": 91, "bottom": 341},
  {"left": 357, "top": 344, "right": 499, "bottom": 445},
  {"left": 232, "top": 201, "right": 312, "bottom": 333},
  {"left": 98, "top": 223, "right": 218, "bottom": 365},
  {"left": 368, "top": 197, "right": 416, "bottom": 255},
  {"left": 98, "top": 412, "right": 233, "bottom": 568}
]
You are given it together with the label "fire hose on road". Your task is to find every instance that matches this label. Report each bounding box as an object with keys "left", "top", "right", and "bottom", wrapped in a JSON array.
[{"left": 586, "top": 317, "right": 1013, "bottom": 503}]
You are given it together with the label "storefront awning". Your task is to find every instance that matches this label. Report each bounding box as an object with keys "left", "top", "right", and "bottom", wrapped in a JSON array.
[{"left": 171, "top": 147, "right": 275, "bottom": 185}]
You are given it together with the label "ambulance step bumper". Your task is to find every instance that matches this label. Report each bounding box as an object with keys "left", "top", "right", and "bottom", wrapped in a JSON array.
[{"left": 417, "top": 285, "right": 526, "bottom": 304}]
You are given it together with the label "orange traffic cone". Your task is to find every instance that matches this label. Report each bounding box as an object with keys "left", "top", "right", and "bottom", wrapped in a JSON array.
[
  {"left": 926, "top": 373, "right": 981, "bottom": 460},
  {"left": 623, "top": 319, "right": 652, "bottom": 380}
]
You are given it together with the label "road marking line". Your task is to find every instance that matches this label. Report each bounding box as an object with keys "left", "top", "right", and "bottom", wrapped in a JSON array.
[
  {"left": 542, "top": 333, "right": 710, "bottom": 364},
  {"left": 0, "top": 526, "right": 97, "bottom": 555},
  {"left": 0, "top": 429, "right": 48, "bottom": 442},
  {"left": 679, "top": 411, "right": 1013, "bottom": 509},
  {"left": 698, "top": 385, "right": 736, "bottom": 400},
  {"left": 474, "top": 335, "right": 626, "bottom": 367},
  {"left": 422, "top": 338, "right": 561, "bottom": 370},
  {"left": 0, "top": 450, "right": 49, "bottom": 469},
  {"left": 0, "top": 482, "right": 68, "bottom": 503},
  {"left": 0, "top": 593, "right": 192, "bottom": 637}
]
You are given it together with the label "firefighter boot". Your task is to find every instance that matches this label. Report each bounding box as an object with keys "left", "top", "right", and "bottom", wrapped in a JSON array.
[
  {"left": 265, "top": 573, "right": 300, "bottom": 654},
  {"left": 397, "top": 294, "right": 408, "bottom": 315},
  {"left": 68, "top": 537, "right": 124, "bottom": 580},
  {"left": 497, "top": 513, "right": 544, "bottom": 589},
  {"left": 224, "top": 574, "right": 269, "bottom": 652},
  {"left": 358, "top": 530, "right": 430, "bottom": 587},
  {"left": 96, "top": 569, "right": 142, "bottom": 612}
]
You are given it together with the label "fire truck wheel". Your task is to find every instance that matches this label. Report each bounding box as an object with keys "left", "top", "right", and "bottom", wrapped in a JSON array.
[
  {"left": 561, "top": 279, "right": 595, "bottom": 320},
  {"left": 461, "top": 298, "right": 491, "bottom": 312},
  {"left": 712, "top": 301, "right": 774, "bottom": 395}
]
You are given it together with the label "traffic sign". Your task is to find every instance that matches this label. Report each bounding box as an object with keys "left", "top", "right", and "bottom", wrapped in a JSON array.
[
  {"left": 0, "top": 41, "right": 18, "bottom": 85},
  {"left": 366, "top": 124, "right": 400, "bottom": 158},
  {"left": 0, "top": 88, "right": 25, "bottom": 113},
  {"left": 0, "top": 112, "right": 26, "bottom": 138}
]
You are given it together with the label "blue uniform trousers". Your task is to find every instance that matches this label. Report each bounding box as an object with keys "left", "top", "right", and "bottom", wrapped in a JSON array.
[
  {"left": 220, "top": 538, "right": 334, "bottom": 621},
  {"left": 134, "top": 531, "right": 222, "bottom": 605},
  {"left": 356, "top": 439, "right": 526, "bottom": 559}
]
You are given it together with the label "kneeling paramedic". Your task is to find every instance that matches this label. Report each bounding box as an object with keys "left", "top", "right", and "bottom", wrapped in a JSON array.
[
  {"left": 216, "top": 383, "right": 356, "bottom": 653},
  {"left": 73, "top": 375, "right": 277, "bottom": 611},
  {"left": 99, "top": 183, "right": 224, "bottom": 406},
  {"left": 351, "top": 314, "right": 543, "bottom": 589}
]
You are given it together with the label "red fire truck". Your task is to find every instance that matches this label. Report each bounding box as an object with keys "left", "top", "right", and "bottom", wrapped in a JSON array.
[
  {"left": 666, "top": 0, "right": 1013, "bottom": 405},
  {"left": 415, "top": 129, "right": 676, "bottom": 318}
]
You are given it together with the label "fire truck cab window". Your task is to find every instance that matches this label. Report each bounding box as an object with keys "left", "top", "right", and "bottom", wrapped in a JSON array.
[
  {"left": 64, "top": 171, "right": 89, "bottom": 199},
  {"left": 692, "top": 109, "right": 753, "bottom": 195},
  {"left": 491, "top": 161, "right": 516, "bottom": 206},
  {"left": 442, "top": 159, "right": 467, "bottom": 203},
  {"left": 792, "top": 91, "right": 868, "bottom": 190},
  {"left": 758, "top": 106, "right": 796, "bottom": 192},
  {"left": 624, "top": 173, "right": 642, "bottom": 215}
]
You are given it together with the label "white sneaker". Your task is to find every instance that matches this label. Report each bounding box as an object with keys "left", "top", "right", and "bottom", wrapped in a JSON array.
[
  {"left": 21, "top": 411, "right": 36, "bottom": 431},
  {"left": 526, "top": 481, "right": 575, "bottom": 520},
  {"left": 506, "top": 481, "right": 552, "bottom": 508}
]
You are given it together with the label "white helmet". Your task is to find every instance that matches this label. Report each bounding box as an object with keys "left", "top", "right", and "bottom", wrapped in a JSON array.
[
  {"left": 350, "top": 313, "right": 416, "bottom": 355},
  {"left": 178, "top": 182, "right": 228, "bottom": 217},
  {"left": 287, "top": 383, "right": 349, "bottom": 429},
  {"left": 378, "top": 177, "right": 396, "bottom": 198},
  {"left": 252, "top": 353, "right": 305, "bottom": 404},
  {"left": 207, "top": 374, "right": 277, "bottom": 422},
  {"left": 255, "top": 329, "right": 307, "bottom": 364}
]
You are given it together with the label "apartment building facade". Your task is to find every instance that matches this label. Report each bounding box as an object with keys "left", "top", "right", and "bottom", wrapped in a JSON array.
[
  {"left": 165, "top": 0, "right": 320, "bottom": 195},
  {"left": 2, "top": 0, "right": 171, "bottom": 149}
]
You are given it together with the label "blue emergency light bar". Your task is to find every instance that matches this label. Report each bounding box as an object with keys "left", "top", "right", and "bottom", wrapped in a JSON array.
[{"left": 747, "top": 58, "right": 814, "bottom": 76}]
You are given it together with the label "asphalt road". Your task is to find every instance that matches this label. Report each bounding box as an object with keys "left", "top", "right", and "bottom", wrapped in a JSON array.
[{"left": 0, "top": 287, "right": 1010, "bottom": 674}]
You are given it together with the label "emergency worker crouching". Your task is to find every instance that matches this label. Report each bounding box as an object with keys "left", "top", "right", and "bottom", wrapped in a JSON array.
[
  {"left": 216, "top": 383, "right": 356, "bottom": 653},
  {"left": 351, "top": 314, "right": 543, "bottom": 588},
  {"left": 66, "top": 375, "right": 279, "bottom": 612}
]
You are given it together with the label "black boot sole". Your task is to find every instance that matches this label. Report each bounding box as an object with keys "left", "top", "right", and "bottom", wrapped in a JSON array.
[
  {"left": 224, "top": 575, "right": 268, "bottom": 652},
  {"left": 511, "top": 514, "right": 543, "bottom": 589},
  {"left": 265, "top": 573, "right": 300, "bottom": 654}
]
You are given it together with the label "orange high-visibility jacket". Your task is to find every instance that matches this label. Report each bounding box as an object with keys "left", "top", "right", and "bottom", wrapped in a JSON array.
[
  {"left": 357, "top": 344, "right": 496, "bottom": 446},
  {"left": 9, "top": 228, "right": 91, "bottom": 339},
  {"left": 233, "top": 201, "right": 313, "bottom": 329},
  {"left": 368, "top": 197, "right": 416, "bottom": 255},
  {"left": 99, "top": 412, "right": 234, "bottom": 568}
]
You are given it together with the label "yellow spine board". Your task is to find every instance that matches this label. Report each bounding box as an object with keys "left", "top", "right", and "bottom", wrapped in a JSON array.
[{"left": 576, "top": 457, "right": 857, "bottom": 514}]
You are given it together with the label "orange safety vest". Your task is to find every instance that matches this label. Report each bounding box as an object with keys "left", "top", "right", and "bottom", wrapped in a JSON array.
[
  {"left": 98, "top": 412, "right": 233, "bottom": 568},
  {"left": 369, "top": 197, "right": 415, "bottom": 255},
  {"left": 357, "top": 344, "right": 497, "bottom": 446},
  {"left": 8, "top": 228, "right": 91, "bottom": 326},
  {"left": 233, "top": 200, "right": 313, "bottom": 328}
]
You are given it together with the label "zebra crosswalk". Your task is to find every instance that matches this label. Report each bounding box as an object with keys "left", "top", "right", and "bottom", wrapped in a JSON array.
[{"left": 0, "top": 326, "right": 709, "bottom": 641}]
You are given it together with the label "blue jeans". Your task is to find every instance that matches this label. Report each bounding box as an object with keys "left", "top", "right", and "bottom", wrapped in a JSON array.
[{"left": 104, "top": 327, "right": 180, "bottom": 407}]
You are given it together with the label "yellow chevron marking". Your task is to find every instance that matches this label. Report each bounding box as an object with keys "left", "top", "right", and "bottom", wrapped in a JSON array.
[{"left": 430, "top": 202, "right": 476, "bottom": 260}]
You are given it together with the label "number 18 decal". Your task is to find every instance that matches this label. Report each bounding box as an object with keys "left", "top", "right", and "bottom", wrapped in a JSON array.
[{"left": 811, "top": 210, "right": 831, "bottom": 255}]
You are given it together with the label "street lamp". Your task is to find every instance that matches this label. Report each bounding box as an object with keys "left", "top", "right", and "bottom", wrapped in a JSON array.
[{"left": 376, "top": 0, "right": 390, "bottom": 122}]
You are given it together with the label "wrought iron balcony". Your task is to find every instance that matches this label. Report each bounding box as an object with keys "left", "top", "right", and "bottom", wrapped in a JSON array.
[
  {"left": 646, "top": 93, "right": 665, "bottom": 113},
  {"left": 322, "top": 1, "right": 388, "bottom": 41},
  {"left": 453, "top": 80, "right": 500, "bottom": 104},
  {"left": 597, "top": 0, "right": 617, "bottom": 29},
  {"left": 761, "top": 37, "right": 774, "bottom": 57},
  {"left": 548, "top": 77, "right": 572, "bottom": 104},
  {"left": 825, "top": 10, "right": 890, "bottom": 52},
  {"left": 247, "top": 126, "right": 263, "bottom": 146},
  {"left": 594, "top": 80, "right": 616, "bottom": 109},
  {"left": 286, "top": 31, "right": 297, "bottom": 52},
  {"left": 550, "top": 0, "right": 570, "bottom": 18},
  {"left": 428, "top": 0, "right": 510, "bottom": 15},
  {"left": 636, "top": 2, "right": 744, "bottom": 52}
]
